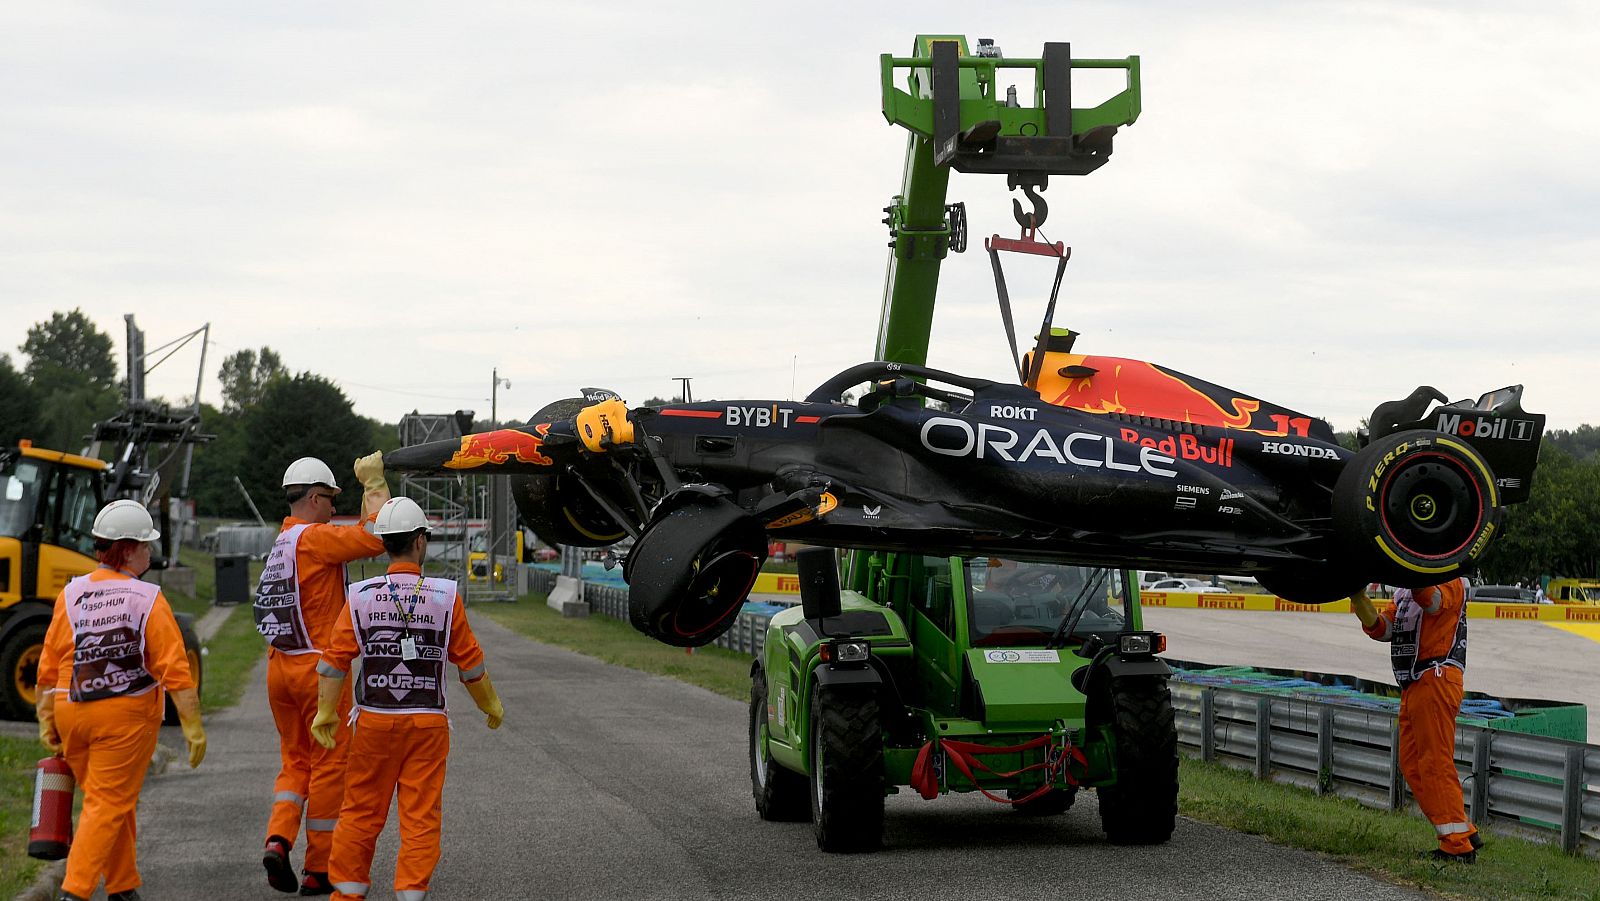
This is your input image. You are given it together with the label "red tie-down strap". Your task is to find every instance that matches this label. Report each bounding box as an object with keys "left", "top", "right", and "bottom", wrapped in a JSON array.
[{"left": 909, "top": 734, "right": 1088, "bottom": 804}]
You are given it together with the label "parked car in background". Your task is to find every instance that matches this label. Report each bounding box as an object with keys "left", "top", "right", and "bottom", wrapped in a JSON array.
[
  {"left": 1138, "top": 571, "right": 1172, "bottom": 590},
  {"left": 1145, "top": 577, "right": 1229, "bottom": 594},
  {"left": 1469, "top": 584, "right": 1548, "bottom": 604}
]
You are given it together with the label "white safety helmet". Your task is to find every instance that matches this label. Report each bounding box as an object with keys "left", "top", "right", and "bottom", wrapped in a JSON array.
[
  {"left": 91, "top": 500, "right": 161, "bottom": 542},
  {"left": 374, "top": 497, "right": 433, "bottom": 536},
  {"left": 282, "top": 457, "right": 341, "bottom": 493}
]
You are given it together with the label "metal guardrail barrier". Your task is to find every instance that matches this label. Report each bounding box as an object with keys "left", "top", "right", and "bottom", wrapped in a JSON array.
[
  {"left": 541, "top": 576, "right": 1598, "bottom": 854},
  {"left": 1171, "top": 683, "right": 1600, "bottom": 854}
]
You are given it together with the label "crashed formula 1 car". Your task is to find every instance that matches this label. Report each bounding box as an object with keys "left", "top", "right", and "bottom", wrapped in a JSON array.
[{"left": 385, "top": 341, "right": 1545, "bottom": 647}]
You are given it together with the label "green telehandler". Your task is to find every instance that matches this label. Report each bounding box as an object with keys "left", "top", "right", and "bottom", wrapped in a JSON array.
[{"left": 747, "top": 35, "right": 1175, "bottom": 852}]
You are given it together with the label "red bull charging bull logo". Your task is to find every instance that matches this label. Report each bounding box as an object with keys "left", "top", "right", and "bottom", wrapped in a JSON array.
[
  {"left": 1042, "top": 355, "right": 1262, "bottom": 430},
  {"left": 443, "top": 424, "right": 554, "bottom": 470}
]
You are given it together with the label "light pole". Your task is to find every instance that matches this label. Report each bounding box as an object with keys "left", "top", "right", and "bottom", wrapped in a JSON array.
[{"left": 488, "top": 368, "right": 512, "bottom": 589}]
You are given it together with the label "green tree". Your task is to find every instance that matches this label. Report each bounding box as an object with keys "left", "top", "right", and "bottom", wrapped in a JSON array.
[
  {"left": 21, "top": 309, "right": 118, "bottom": 389},
  {"left": 18, "top": 310, "right": 121, "bottom": 450},
  {"left": 186, "top": 403, "right": 251, "bottom": 519},
  {"left": 238, "top": 374, "right": 381, "bottom": 519},
  {"left": 1480, "top": 446, "right": 1600, "bottom": 582},
  {"left": 0, "top": 354, "right": 41, "bottom": 446},
  {"left": 218, "top": 347, "right": 287, "bottom": 413}
]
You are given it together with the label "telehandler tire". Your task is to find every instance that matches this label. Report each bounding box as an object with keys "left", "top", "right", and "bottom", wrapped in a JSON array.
[
  {"left": 1094, "top": 675, "right": 1178, "bottom": 844},
  {"left": 0, "top": 621, "right": 47, "bottom": 721},
  {"left": 750, "top": 668, "right": 808, "bottom": 821},
  {"left": 809, "top": 685, "right": 884, "bottom": 852}
]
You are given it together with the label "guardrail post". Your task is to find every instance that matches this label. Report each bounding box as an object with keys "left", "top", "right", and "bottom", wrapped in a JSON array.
[
  {"left": 1561, "top": 746, "right": 1583, "bottom": 854},
  {"left": 1200, "top": 689, "right": 1215, "bottom": 762},
  {"left": 1316, "top": 705, "right": 1333, "bottom": 796},
  {"left": 1254, "top": 697, "right": 1271, "bottom": 780},
  {"left": 1469, "top": 729, "right": 1491, "bottom": 824},
  {"left": 1388, "top": 715, "right": 1404, "bottom": 811}
]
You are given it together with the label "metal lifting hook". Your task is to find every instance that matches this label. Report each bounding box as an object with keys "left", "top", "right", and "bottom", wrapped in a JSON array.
[{"left": 1009, "top": 174, "right": 1049, "bottom": 231}]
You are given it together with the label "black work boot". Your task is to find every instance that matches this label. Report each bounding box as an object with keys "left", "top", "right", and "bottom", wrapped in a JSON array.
[
  {"left": 299, "top": 870, "right": 334, "bottom": 895},
  {"left": 58, "top": 893, "right": 88, "bottom": 901},
  {"left": 1469, "top": 831, "right": 1484, "bottom": 851},
  {"left": 108, "top": 891, "right": 143, "bottom": 901},
  {"left": 1428, "top": 847, "right": 1477, "bottom": 864},
  {"left": 264, "top": 835, "right": 299, "bottom": 893}
]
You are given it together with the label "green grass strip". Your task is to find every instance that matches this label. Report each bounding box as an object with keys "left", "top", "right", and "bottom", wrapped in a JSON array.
[
  {"left": 0, "top": 734, "right": 44, "bottom": 899},
  {"left": 484, "top": 593, "right": 1600, "bottom": 900},
  {"left": 198, "top": 606, "right": 267, "bottom": 714}
]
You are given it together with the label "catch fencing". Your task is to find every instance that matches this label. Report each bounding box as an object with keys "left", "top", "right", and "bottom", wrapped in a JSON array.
[{"left": 524, "top": 571, "right": 1599, "bottom": 854}]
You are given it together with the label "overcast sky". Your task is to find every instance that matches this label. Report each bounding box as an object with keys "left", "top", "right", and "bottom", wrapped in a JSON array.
[{"left": 4, "top": 1, "right": 1597, "bottom": 435}]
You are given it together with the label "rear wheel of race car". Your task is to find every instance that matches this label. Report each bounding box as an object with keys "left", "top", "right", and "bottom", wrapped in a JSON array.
[
  {"left": 810, "top": 685, "right": 885, "bottom": 852},
  {"left": 1332, "top": 429, "right": 1500, "bottom": 588},
  {"left": 509, "top": 397, "right": 626, "bottom": 548},
  {"left": 625, "top": 495, "right": 766, "bottom": 647},
  {"left": 1094, "top": 675, "right": 1178, "bottom": 845},
  {"left": 750, "top": 667, "right": 809, "bottom": 822}
]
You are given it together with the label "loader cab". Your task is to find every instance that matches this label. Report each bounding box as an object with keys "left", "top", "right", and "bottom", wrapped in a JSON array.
[
  {"left": 963, "top": 557, "right": 1130, "bottom": 648},
  {"left": 0, "top": 446, "right": 108, "bottom": 606}
]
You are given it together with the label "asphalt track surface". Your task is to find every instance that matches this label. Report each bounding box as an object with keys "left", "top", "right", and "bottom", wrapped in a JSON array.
[{"left": 111, "top": 616, "right": 1444, "bottom": 901}]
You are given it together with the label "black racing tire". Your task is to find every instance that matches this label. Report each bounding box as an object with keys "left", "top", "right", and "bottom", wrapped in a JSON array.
[
  {"left": 163, "top": 615, "right": 204, "bottom": 726},
  {"left": 1093, "top": 675, "right": 1178, "bottom": 845},
  {"left": 1333, "top": 429, "right": 1500, "bottom": 588},
  {"left": 750, "top": 668, "right": 808, "bottom": 822},
  {"left": 1008, "top": 785, "right": 1077, "bottom": 816},
  {"left": 1257, "top": 565, "right": 1367, "bottom": 605},
  {"left": 0, "top": 621, "right": 48, "bottom": 721},
  {"left": 625, "top": 495, "right": 766, "bottom": 647},
  {"left": 809, "top": 685, "right": 885, "bottom": 852},
  {"left": 509, "top": 397, "right": 626, "bottom": 549}
]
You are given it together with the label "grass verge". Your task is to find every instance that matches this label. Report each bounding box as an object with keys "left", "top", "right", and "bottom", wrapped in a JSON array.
[
  {"left": 484, "top": 592, "right": 1599, "bottom": 901},
  {"left": 0, "top": 734, "right": 43, "bottom": 899},
  {"left": 197, "top": 606, "right": 266, "bottom": 714}
]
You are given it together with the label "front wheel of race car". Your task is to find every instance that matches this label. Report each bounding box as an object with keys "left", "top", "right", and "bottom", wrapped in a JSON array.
[
  {"left": 625, "top": 494, "right": 767, "bottom": 647},
  {"left": 508, "top": 397, "right": 626, "bottom": 548},
  {"left": 1332, "top": 429, "right": 1500, "bottom": 588}
]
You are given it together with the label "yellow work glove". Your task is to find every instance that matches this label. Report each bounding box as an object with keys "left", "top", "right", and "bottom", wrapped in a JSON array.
[
  {"left": 353, "top": 451, "right": 391, "bottom": 520},
  {"left": 464, "top": 673, "right": 505, "bottom": 729},
  {"left": 36, "top": 690, "right": 61, "bottom": 753},
  {"left": 169, "top": 687, "right": 206, "bottom": 768},
  {"left": 1349, "top": 589, "right": 1380, "bottom": 629},
  {"left": 310, "top": 674, "right": 344, "bottom": 750}
]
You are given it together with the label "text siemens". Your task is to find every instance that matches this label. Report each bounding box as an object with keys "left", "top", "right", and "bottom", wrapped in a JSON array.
[{"left": 920, "top": 418, "right": 1177, "bottom": 477}]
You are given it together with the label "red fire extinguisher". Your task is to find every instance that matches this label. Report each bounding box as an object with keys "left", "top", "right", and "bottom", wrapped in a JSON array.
[{"left": 28, "top": 754, "right": 74, "bottom": 860}]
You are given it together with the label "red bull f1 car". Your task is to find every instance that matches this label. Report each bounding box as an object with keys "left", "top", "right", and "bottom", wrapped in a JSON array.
[{"left": 385, "top": 341, "right": 1545, "bottom": 647}]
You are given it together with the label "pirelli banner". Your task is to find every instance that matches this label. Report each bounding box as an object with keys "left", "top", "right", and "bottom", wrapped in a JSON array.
[{"left": 1140, "top": 592, "right": 1600, "bottom": 622}]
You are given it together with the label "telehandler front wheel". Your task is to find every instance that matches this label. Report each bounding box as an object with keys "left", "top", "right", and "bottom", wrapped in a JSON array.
[
  {"left": 750, "top": 668, "right": 808, "bottom": 822},
  {"left": 1094, "top": 675, "right": 1178, "bottom": 844},
  {"left": 809, "top": 685, "right": 884, "bottom": 852}
]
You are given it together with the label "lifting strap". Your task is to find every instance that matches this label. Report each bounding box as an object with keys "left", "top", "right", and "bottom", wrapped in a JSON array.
[
  {"left": 986, "top": 221, "right": 1071, "bottom": 387},
  {"left": 910, "top": 733, "right": 1088, "bottom": 805}
]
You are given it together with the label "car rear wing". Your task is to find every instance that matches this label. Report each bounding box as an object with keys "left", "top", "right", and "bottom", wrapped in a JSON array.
[{"left": 1364, "top": 384, "right": 1545, "bottom": 505}]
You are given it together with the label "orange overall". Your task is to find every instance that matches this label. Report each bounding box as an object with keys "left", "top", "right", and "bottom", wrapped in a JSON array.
[
  {"left": 1365, "top": 580, "right": 1479, "bottom": 855},
  {"left": 264, "top": 516, "right": 383, "bottom": 872},
  {"left": 321, "top": 563, "right": 486, "bottom": 901},
  {"left": 36, "top": 568, "right": 195, "bottom": 899}
]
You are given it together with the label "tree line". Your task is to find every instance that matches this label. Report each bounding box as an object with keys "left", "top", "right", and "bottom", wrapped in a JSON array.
[
  {"left": 2, "top": 309, "right": 1596, "bottom": 578},
  {"left": 3, "top": 309, "right": 394, "bottom": 521}
]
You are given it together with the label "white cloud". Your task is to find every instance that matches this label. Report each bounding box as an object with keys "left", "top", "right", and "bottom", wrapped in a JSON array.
[{"left": 1, "top": 1, "right": 1595, "bottom": 436}]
